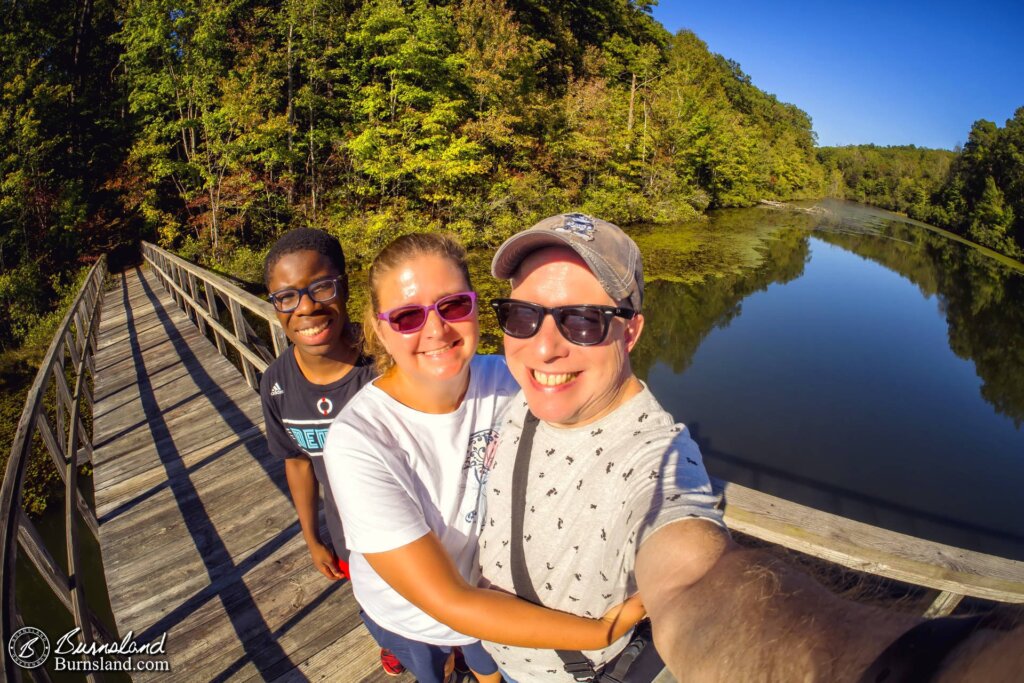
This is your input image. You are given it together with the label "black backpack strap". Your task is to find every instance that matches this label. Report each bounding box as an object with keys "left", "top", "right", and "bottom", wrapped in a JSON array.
[{"left": 509, "top": 411, "right": 597, "bottom": 682}]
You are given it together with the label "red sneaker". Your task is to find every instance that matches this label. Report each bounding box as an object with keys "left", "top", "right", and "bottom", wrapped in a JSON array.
[{"left": 380, "top": 648, "right": 405, "bottom": 676}]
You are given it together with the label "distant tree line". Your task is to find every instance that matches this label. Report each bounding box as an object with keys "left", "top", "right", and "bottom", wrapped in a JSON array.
[{"left": 820, "top": 108, "right": 1024, "bottom": 258}]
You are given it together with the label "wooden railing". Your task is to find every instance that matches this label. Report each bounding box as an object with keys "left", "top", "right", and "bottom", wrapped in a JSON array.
[
  {"left": 0, "top": 256, "right": 115, "bottom": 682},
  {"left": 715, "top": 479, "right": 1024, "bottom": 616},
  {"left": 140, "top": 244, "right": 1024, "bottom": 619},
  {"left": 141, "top": 241, "right": 287, "bottom": 390}
]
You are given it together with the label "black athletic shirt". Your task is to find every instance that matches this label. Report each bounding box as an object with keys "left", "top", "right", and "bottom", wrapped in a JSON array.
[{"left": 259, "top": 346, "right": 376, "bottom": 555}]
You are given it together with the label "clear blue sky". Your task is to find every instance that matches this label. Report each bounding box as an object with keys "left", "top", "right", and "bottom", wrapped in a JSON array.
[{"left": 650, "top": 1, "right": 1024, "bottom": 150}]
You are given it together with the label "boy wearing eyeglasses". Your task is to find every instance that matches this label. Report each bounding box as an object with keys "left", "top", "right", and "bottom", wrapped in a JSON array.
[{"left": 259, "top": 228, "right": 376, "bottom": 581}]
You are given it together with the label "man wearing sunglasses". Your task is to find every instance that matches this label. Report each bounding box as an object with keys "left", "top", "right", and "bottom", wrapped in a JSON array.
[
  {"left": 476, "top": 213, "right": 728, "bottom": 682},
  {"left": 477, "top": 215, "right": 1023, "bottom": 682}
]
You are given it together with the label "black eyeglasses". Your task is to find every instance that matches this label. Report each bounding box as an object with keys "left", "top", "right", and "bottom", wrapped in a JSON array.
[
  {"left": 490, "top": 298, "right": 636, "bottom": 346},
  {"left": 268, "top": 276, "right": 344, "bottom": 313},
  {"left": 377, "top": 291, "right": 478, "bottom": 333}
]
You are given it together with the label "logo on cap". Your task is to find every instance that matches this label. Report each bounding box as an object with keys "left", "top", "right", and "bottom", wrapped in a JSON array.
[{"left": 555, "top": 213, "right": 596, "bottom": 241}]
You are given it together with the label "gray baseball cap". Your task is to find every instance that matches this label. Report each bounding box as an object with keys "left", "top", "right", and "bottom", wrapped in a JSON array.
[{"left": 491, "top": 213, "right": 644, "bottom": 311}]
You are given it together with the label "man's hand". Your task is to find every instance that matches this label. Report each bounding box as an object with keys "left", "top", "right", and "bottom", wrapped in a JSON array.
[
  {"left": 599, "top": 594, "right": 647, "bottom": 643},
  {"left": 308, "top": 538, "right": 343, "bottom": 580}
]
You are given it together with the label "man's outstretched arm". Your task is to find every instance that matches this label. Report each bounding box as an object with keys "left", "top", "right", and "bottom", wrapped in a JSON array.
[{"left": 634, "top": 520, "right": 919, "bottom": 682}]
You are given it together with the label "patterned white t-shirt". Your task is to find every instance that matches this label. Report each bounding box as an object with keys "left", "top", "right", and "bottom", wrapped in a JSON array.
[
  {"left": 324, "top": 354, "right": 518, "bottom": 645},
  {"left": 478, "top": 385, "right": 725, "bottom": 680}
]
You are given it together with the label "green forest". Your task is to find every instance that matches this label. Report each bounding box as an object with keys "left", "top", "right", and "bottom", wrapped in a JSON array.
[
  {"left": 2, "top": 0, "right": 1024, "bottom": 369},
  {"left": 819, "top": 111, "right": 1024, "bottom": 260}
]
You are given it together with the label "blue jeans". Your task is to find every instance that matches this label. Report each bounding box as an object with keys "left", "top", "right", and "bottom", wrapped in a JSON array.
[{"left": 360, "top": 610, "right": 499, "bottom": 682}]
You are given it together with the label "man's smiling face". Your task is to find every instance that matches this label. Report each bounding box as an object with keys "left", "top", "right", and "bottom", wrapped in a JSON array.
[{"left": 504, "top": 247, "right": 644, "bottom": 428}]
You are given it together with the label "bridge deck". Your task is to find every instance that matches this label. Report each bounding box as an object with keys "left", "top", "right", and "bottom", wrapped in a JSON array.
[{"left": 91, "top": 266, "right": 407, "bottom": 682}]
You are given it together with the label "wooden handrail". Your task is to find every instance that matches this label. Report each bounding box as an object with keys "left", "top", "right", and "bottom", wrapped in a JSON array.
[
  {"left": 141, "top": 242, "right": 287, "bottom": 391},
  {"left": 0, "top": 256, "right": 112, "bottom": 681},
  {"left": 716, "top": 479, "right": 1024, "bottom": 614}
]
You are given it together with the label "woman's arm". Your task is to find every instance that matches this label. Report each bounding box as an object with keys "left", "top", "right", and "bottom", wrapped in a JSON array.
[{"left": 364, "top": 532, "right": 644, "bottom": 650}]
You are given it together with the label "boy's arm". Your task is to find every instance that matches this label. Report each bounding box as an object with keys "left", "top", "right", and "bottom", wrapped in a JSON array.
[
  {"left": 285, "top": 456, "right": 343, "bottom": 580},
  {"left": 260, "top": 371, "right": 342, "bottom": 580}
]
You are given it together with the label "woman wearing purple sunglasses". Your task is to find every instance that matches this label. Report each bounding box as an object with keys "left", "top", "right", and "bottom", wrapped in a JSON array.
[{"left": 322, "top": 233, "right": 643, "bottom": 683}]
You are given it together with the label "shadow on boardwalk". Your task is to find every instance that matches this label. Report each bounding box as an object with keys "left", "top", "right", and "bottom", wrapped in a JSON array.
[{"left": 91, "top": 266, "right": 405, "bottom": 681}]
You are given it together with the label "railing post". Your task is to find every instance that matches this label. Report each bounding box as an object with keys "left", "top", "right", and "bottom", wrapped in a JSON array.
[
  {"left": 204, "top": 281, "right": 228, "bottom": 356},
  {"left": 271, "top": 325, "right": 289, "bottom": 358},
  {"left": 229, "top": 299, "right": 259, "bottom": 390},
  {"left": 188, "top": 273, "right": 207, "bottom": 336},
  {"left": 923, "top": 591, "right": 964, "bottom": 618}
]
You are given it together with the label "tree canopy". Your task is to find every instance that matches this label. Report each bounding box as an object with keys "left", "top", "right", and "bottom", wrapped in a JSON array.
[{"left": 2, "top": 0, "right": 1022, "bottom": 353}]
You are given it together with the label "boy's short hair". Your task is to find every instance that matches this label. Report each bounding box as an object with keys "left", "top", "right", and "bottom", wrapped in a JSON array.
[{"left": 263, "top": 228, "right": 346, "bottom": 288}]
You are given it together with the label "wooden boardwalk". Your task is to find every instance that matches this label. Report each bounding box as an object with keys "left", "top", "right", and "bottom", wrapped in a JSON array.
[{"left": 91, "top": 265, "right": 410, "bottom": 682}]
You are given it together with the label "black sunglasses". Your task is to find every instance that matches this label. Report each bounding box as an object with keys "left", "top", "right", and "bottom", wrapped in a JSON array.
[
  {"left": 490, "top": 298, "right": 636, "bottom": 346},
  {"left": 268, "top": 276, "right": 344, "bottom": 313}
]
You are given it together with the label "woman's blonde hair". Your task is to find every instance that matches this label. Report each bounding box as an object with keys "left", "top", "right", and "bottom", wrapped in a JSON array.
[{"left": 362, "top": 233, "right": 473, "bottom": 376}]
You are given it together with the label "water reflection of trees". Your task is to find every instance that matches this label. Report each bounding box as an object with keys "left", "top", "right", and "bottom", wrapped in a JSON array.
[
  {"left": 634, "top": 209, "right": 1024, "bottom": 428},
  {"left": 816, "top": 223, "right": 1024, "bottom": 427},
  {"left": 633, "top": 227, "right": 811, "bottom": 378}
]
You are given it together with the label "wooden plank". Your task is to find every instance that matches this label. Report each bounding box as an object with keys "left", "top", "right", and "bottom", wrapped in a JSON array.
[
  {"left": 242, "top": 315, "right": 276, "bottom": 366},
  {"left": 91, "top": 403, "right": 265, "bottom": 489},
  {"left": 65, "top": 332, "right": 82, "bottom": 375},
  {"left": 64, "top": 446, "right": 95, "bottom": 650},
  {"left": 100, "top": 463, "right": 290, "bottom": 592},
  {"left": 16, "top": 512, "right": 73, "bottom": 615},
  {"left": 34, "top": 413, "right": 68, "bottom": 480},
  {"left": 229, "top": 298, "right": 260, "bottom": 390},
  {"left": 93, "top": 428, "right": 266, "bottom": 516},
  {"left": 51, "top": 362, "right": 71, "bottom": 453},
  {"left": 106, "top": 511, "right": 312, "bottom": 627},
  {"left": 136, "top": 570, "right": 361, "bottom": 682},
  {"left": 188, "top": 273, "right": 207, "bottom": 336},
  {"left": 90, "top": 421, "right": 264, "bottom": 497},
  {"left": 204, "top": 277, "right": 229, "bottom": 356},
  {"left": 923, "top": 591, "right": 964, "bottom": 618},
  {"left": 718, "top": 479, "right": 1024, "bottom": 603},
  {"left": 271, "top": 325, "right": 289, "bottom": 358},
  {"left": 267, "top": 622, "right": 413, "bottom": 683},
  {"left": 126, "top": 537, "right": 357, "bottom": 674}
]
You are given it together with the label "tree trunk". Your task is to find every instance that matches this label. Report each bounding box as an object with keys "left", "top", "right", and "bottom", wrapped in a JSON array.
[
  {"left": 286, "top": 18, "right": 295, "bottom": 205},
  {"left": 626, "top": 72, "right": 637, "bottom": 152}
]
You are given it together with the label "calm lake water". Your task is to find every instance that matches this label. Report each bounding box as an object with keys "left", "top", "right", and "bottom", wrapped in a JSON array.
[{"left": 631, "top": 199, "right": 1024, "bottom": 561}]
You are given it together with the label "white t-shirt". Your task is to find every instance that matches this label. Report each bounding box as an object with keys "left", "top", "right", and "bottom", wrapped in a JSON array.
[{"left": 323, "top": 354, "right": 518, "bottom": 645}]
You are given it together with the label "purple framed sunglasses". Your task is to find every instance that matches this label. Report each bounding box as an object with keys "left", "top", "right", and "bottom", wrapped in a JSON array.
[{"left": 376, "top": 291, "right": 478, "bottom": 333}]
